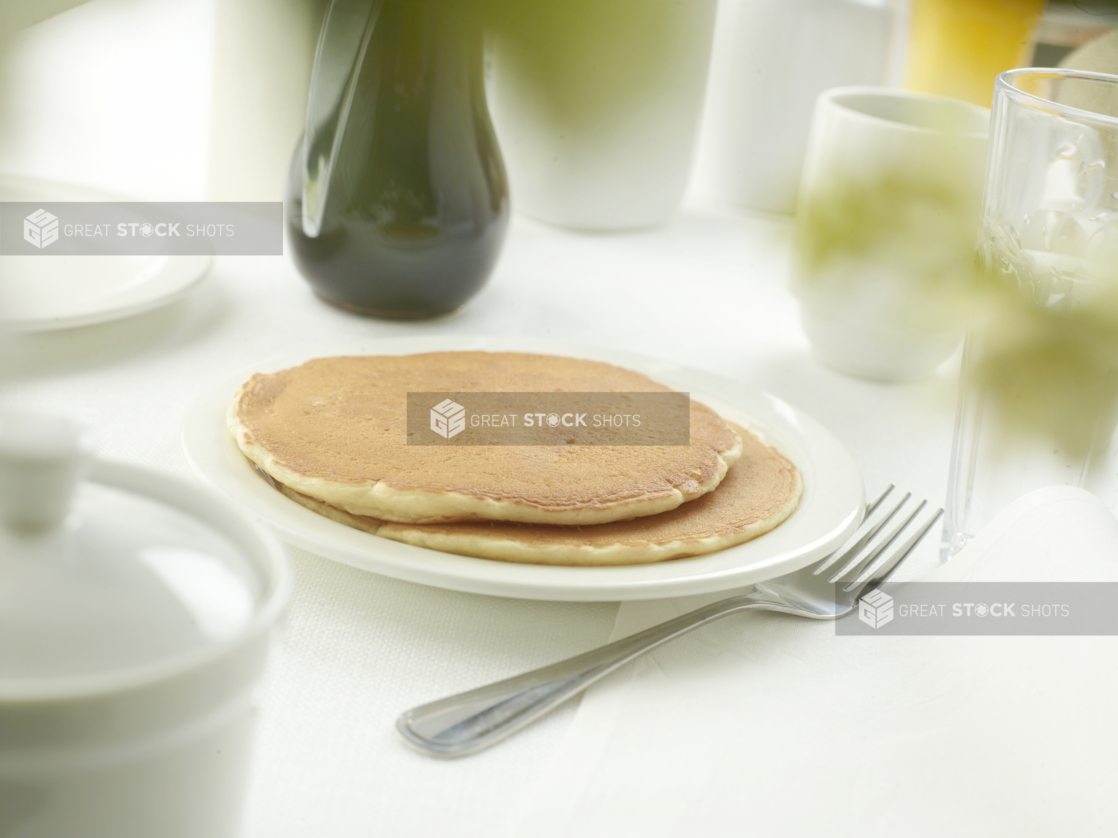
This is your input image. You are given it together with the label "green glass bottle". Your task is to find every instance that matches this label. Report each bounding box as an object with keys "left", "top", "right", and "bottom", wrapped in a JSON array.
[{"left": 287, "top": 0, "right": 509, "bottom": 318}]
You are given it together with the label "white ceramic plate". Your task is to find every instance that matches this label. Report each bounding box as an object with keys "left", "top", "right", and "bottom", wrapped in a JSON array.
[
  {"left": 0, "top": 175, "right": 211, "bottom": 332},
  {"left": 182, "top": 336, "right": 865, "bottom": 601}
]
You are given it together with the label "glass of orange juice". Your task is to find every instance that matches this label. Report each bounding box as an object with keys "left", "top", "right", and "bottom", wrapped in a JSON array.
[{"left": 904, "top": 0, "right": 1046, "bottom": 107}]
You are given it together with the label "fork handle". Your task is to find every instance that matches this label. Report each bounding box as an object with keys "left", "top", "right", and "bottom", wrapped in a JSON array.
[{"left": 396, "top": 595, "right": 765, "bottom": 757}]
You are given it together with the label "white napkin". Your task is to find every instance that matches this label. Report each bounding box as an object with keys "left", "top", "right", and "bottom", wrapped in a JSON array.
[{"left": 508, "top": 487, "right": 1118, "bottom": 836}]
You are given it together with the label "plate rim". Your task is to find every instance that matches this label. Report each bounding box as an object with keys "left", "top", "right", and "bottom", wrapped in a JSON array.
[
  {"left": 181, "top": 336, "right": 865, "bottom": 601},
  {"left": 0, "top": 174, "right": 212, "bottom": 332}
]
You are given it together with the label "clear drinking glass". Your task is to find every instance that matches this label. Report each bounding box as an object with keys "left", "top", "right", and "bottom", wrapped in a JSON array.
[{"left": 943, "top": 69, "right": 1118, "bottom": 558}]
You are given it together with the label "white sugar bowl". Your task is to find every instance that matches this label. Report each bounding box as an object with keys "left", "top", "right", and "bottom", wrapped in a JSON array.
[{"left": 0, "top": 414, "right": 290, "bottom": 838}]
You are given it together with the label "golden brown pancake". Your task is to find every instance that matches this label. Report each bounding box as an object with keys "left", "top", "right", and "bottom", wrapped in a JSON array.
[
  {"left": 228, "top": 352, "right": 743, "bottom": 525},
  {"left": 272, "top": 423, "right": 802, "bottom": 566}
]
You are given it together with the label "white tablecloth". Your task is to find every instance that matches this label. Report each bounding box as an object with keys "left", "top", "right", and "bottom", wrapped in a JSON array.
[
  {"left": 1, "top": 202, "right": 966, "bottom": 836},
  {"left": 511, "top": 485, "right": 1118, "bottom": 837}
]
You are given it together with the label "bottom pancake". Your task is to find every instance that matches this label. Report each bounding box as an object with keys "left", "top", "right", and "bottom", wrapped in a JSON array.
[{"left": 269, "top": 422, "right": 802, "bottom": 566}]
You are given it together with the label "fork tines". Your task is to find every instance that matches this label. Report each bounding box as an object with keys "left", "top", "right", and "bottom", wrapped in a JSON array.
[
  {"left": 816, "top": 487, "right": 943, "bottom": 592},
  {"left": 811, "top": 484, "right": 897, "bottom": 577}
]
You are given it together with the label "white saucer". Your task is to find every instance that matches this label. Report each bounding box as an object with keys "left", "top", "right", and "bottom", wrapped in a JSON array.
[
  {"left": 182, "top": 336, "right": 865, "bottom": 602},
  {"left": 0, "top": 175, "right": 211, "bottom": 332}
]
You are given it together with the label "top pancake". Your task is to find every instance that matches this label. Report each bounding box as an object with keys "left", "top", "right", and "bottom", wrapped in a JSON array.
[{"left": 228, "top": 351, "right": 743, "bottom": 525}]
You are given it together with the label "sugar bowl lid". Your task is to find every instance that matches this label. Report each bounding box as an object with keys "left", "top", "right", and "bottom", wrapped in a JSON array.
[{"left": 0, "top": 413, "right": 289, "bottom": 694}]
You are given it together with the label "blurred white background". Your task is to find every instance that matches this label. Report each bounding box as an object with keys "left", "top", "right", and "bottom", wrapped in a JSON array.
[
  {"left": 0, "top": 0, "right": 216, "bottom": 199},
  {"left": 2, "top": 0, "right": 1115, "bottom": 213},
  {"left": 0, "top": 0, "right": 896, "bottom": 211},
  {"left": 0, "top": 0, "right": 322, "bottom": 202}
]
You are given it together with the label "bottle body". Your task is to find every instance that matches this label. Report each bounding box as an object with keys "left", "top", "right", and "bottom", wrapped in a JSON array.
[{"left": 287, "top": 0, "right": 509, "bottom": 318}]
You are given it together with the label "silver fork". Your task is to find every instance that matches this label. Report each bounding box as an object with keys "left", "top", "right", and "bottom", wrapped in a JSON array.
[{"left": 397, "top": 487, "right": 941, "bottom": 758}]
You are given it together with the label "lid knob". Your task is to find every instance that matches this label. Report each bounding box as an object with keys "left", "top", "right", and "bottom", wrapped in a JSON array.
[{"left": 0, "top": 413, "right": 96, "bottom": 534}]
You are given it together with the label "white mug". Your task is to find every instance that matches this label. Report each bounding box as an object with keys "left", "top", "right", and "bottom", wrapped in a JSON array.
[{"left": 790, "top": 87, "right": 989, "bottom": 382}]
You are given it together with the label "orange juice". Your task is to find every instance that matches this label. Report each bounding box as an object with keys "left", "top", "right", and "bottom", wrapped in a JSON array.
[{"left": 904, "top": 0, "right": 1046, "bottom": 107}]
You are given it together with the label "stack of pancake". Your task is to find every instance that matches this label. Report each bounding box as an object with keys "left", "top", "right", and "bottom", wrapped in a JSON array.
[{"left": 227, "top": 351, "right": 802, "bottom": 566}]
